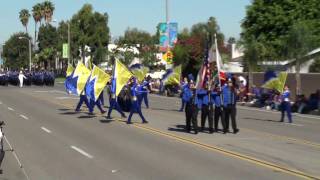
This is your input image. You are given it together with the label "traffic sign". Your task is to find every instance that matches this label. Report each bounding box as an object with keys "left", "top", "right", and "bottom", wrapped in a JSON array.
[{"left": 163, "top": 50, "right": 173, "bottom": 64}]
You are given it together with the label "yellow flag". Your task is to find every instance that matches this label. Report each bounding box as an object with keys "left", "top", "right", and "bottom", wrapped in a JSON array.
[
  {"left": 73, "top": 61, "right": 91, "bottom": 95},
  {"left": 115, "top": 59, "right": 133, "bottom": 96},
  {"left": 165, "top": 65, "right": 182, "bottom": 85},
  {"left": 132, "top": 67, "right": 149, "bottom": 82},
  {"left": 92, "top": 65, "right": 110, "bottom": 101},
  {"left": 262, "top": 72, "right": 288, "bottom": 93},
  {"left": 66, "top": 63, "right": 74, "bottom": 77}
]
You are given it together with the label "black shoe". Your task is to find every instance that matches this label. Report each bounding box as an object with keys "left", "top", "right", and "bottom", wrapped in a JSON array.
[
  {"left": 209, "top": 129, "right": 214, "bottom": 134},
  {"left": 233, "top": 129, "right": 239, "bottom": 134},
  {"left": 101, "top": 110, "right": 106, "bottom": 114},
  {"left": 142, "top": 120, "right": 149, "bottom": 124},
  {"left": 122, "top": 115, "right": 127, "bottom": 118},
  {"left": 88, "top": 112, "right": 94, "bottom": 115},
  {"left": 279, "top": 120, "right": 284, "bottom": 122},
  {"left": 194, "top": 131, "right": 198, "bottom": 134},
  {"left": 106, "top": 116, "right": 112, "bottom": 119},
  {"left": 223, "top": 130, "right": 227, "bottom": 134},
  {"left": 126, "top": 121, "right": 132, "bottom": 124}
]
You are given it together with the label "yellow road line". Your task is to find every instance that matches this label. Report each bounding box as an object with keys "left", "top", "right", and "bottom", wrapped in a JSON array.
[
  {"left": 22, "top": 91, "right": 320, "bottom": 179},
  {"left": 242, "top": 128, "right": 320, "bottom": 149},
  {"left": 130, "top": 123, "right": 319, "bottom": 180},
  {"left": 25, "top": 91, "right": 320, "bottom": 149},
  {"left": 149, "top": 107, "right": 320, "bottom": 150}
]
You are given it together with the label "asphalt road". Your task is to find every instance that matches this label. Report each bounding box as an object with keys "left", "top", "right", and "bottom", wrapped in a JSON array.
[{"left": 0, "top": 84, "right": 319, "bottom": 180}]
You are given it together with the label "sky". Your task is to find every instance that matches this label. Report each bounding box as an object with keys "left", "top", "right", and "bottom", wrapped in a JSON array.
[{"left": 0, "top": 0, "right": 251, "bottom": 44}]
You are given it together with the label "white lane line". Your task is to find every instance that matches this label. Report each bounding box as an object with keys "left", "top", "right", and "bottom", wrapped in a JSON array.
[
  {"left": 19, "top": 114, "right": 29, "bottom": 120},
  {"left": 55, "top": 97, "right": 79, "bottom": 100},
  {"left": 285, "top": 123, "right": 304, "bottom": 127},
  {"left": 41, "top": 127, "right": 52, "bottom": 134},
  {"left": 70, "top": 146, "right": 93, "bottom": 159},
  {"left": 7, "top": 107, "right": 14, "bottom": 111},
  {"left": 50, "top": 90, "right": 67, "bottom": 94},
  {"left": 34, "top": 90, "right": 49, "bottom": 93}
]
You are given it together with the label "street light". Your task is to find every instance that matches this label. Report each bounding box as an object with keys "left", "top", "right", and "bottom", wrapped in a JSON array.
[
  {"left": 0, "top": 43, "right": 3, "bottom": 69},
  {"left": 18, "top": 36, "right": 32, "bottom": 72}
]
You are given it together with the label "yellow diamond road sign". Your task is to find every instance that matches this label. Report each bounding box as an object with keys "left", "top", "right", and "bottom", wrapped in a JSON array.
[{"left": 163, "top": 51, "right": 173, "bottom": 64}]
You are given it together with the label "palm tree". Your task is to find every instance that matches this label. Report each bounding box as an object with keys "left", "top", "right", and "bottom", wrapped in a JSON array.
[
  {"left": 43, "top": 1, "right": 55, "bottom": 24},
  {"left": 19, "top": 9, "right": 30, "bottom": 33},
  {"left": 286, "top": 21, "right": 314, "bottom": 95},
  {"left": 32, "top": 3, "right": 42, "bottom": 42},
  {"left": 40, "top": 2, "right": 45, "bottom": 26}
]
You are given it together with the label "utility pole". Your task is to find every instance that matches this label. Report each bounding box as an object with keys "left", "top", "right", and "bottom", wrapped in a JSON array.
[
  {"left": 165, "top": 0, "right": 172, "bottom": 69},
  {"left": 68, "top": 22, "right": 71, "bottom": 65},
  {"left": 18, "top": 37, "right": 32, "bottom": 72}
]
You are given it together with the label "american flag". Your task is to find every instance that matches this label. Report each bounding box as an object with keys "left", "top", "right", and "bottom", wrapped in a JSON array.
[{"left": 196, "top": 42, "right": 212, "bottom": 89}]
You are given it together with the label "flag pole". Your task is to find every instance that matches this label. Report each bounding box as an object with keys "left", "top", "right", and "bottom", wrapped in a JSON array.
[
  {"left": 215, "top": 34, "right": 223, "bottom": 91},
  {"left": 215, "top": 34, "right": 224, "bottom": 106}
]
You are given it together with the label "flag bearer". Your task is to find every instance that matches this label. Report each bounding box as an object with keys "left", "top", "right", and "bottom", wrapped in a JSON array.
[
  {"left": 183, "top": 80, "right": 198, "bottom": 134},
  {"left": 196, "top": 84, "right": 210, "bottom": 133},
  {"left": 280, "top": 85, "right": 292, "bottom": 123},
  {"left": 127, "top": 78, "right": 148, "bottom": 124},
  {"left": 106, "top": 78, "right": 126, "bottom": 119},
  {"left": 179, "top": 77, "right": 189, "bottom": 112},
  {"left": 222, "top": 78, "right": 239, "bottom": 134},
  {"left": 138, "top": 77, "right": 150, "bottom": 108},
  {"left": 75, "top": 91, "right": 93, "bottom": 114},
  {"left": 90, "top": 92, "right": 106, "bottom": 114},
  {"left": 209, "top": 84, "right": 225, "bottom": 133}
]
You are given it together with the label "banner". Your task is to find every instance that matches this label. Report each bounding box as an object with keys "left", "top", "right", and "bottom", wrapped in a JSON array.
[
  {"left": 62, "top": 43, "right": 69, "bottom": 59},
  {"left": 159, "top": 22, "right": 178, "bottom": 52}
]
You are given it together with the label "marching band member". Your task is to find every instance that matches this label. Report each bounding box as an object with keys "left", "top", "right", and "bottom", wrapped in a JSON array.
[
  {"left": 280, "top": 85, "right": 292, "bottom": 123},
  {"left": 127, "top": 77, "right": 148, "bottom": 124},
  {"left": 106, "top": 78, "right": 126, "bottom": 119},
  {"left": 222, "top": 78, "right": 239, "bottom": 134},
  {"left": 183, "top": 80, "right": 198, "bottom": 134}
]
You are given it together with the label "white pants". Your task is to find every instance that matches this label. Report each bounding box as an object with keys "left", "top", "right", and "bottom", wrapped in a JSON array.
[{"left": 19, "top": 78, "right": 24, "bottom": 87}]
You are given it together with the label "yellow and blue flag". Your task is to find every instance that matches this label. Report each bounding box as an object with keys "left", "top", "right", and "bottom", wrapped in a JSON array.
[
  {"left": 262, "top": 72, "right": 288, "bottom": 93},
  {"left": 162, "top": 65, "right": 182, "bottom": 85},
  {"left": 85, "top": 65, "right": 111, "bottom": 102},
  {"left": 65, "top": 61, "right": 91, "bottom": 95},
  {"left": 114, "top": 59, "right": 133, "bottom": 96},
  {"left": 130, "top": 64, "right": 149, "bottom": 82},
  {"left": 65, "top": 63, "right": 76, "bottom": 94}
]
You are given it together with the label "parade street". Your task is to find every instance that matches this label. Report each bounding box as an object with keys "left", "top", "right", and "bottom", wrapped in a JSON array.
[{"left": 0, "top": 84, "right": 319, "bottom": 180}]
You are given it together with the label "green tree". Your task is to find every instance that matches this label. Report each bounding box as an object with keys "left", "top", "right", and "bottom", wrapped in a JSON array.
[
  {"left": 43, "top": 0, "right": 55, "bottom": 25},
  {"left": 241, "top": 36, "right": 266, "bottom": 89},
  {"left": 32, "top": 3, "right": 42, "bottom": 42},
  {"left": 172, "top": 17, "right": 227, "bottom": 77},
  {"left": 241, "top": 0, "right": 320, "bottom": 60},
  {"left": 2, "top": 33, "right": 31, "bottom": 69},
  {"left": 19, "top": 9, "right": 30, "bottom": 33},
  {"left": 37, "top": 24, "right": 58, "bottom": 69},
  {"left": 309, "top": 57, "right": 320, "bottom": 73},
  {"left": 117, "top": 27, "right": 157, "bottom": 66},
  {"left": 285, "top": 21, "right": 314, "bottom": 95},
  {"left": 70, "top": 4, "right": 110, "bottom": 65}
]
